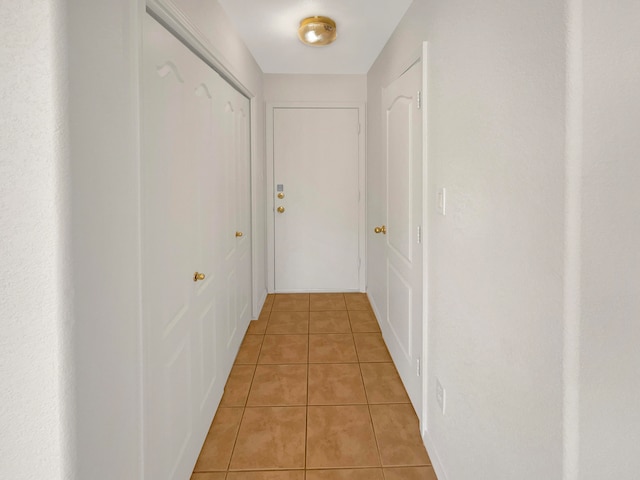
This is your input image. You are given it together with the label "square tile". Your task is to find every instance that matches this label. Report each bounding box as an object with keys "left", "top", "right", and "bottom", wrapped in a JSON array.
[
  {"left": 306, "top": 469, "right": 384, "bottom": 480},
  {"left": 309, "top": 334, "right": 358, "bottom": 363},
  {"left": 235, "top": 335, "right": 264, "bottom": 364},
  {"left": 227, "top": 472, "right": 304, "bottom": 480},
  {"left": 263, "top": 294, "right": 275, "bottom": 309},
  {"left": 384, "top": 467, "right": 438, "bottom": 480},
  {"left": 369, "top": 404, "right": 431, "bottom": 467},
  {"left": 308, "top": 363, "right": 367, "bottom": 405},
  {"left": 220, "top": 364, "right": 256, "bottom": 407},
  {"left": 306, "top": 405, "right": 380, "bottom": 469},
  {"left": 360, "top": 363, "right": 410, "bottom": 404},
  {"left": 247, "top": 317, "right": 268, "bottom": 335},
  {"left": 344, "top": 293, "right": 371, "bottom": 311},
  {"left": 310, "top": 293, "right": 347, "bottom": 311},
  {"left": 348, "top": 310, "right": 380, "bottom": 333},
  {"left": 258, "top": 335, "right": 308, "bottom": 364},
  {"left": 229, "top": 406, "right": 306, "bottom": 470},
  {"left": 272, "top": 294, "right": 309, "bottom": 312},
  {"left": 247, "top": 364, "right": 307, "bottom": 406},
  {"left": 193, "top": 407, "right": 243, "bottom": 472},
  {"left": 266, "top": 311, "right": 309, "bottom": 334},
  {"left": 309, "top": 311, "right": 351, "bottom": 334},
  {"left": 353, "top": 333, "right": 392, "bottom": 362},
  {"left": 191, "top": 473, "right": 226, "bottom": 480}
]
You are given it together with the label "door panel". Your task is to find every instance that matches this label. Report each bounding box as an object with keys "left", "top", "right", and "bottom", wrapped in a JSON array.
[
  {"left": 382, "top": 61, "right": 423, "bottom": 417},
  {"left": 273, "top": 107, "right": 361, "bottom": 292},
  {"left": 387, "top": 97, "right": 414, "bottom": 264},
  {"left": 142, "top": 14, "right": 252, "bottom": 480}
]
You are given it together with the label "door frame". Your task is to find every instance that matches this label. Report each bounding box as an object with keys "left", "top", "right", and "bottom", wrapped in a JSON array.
[
  {"left": 266, "top": 102, "right": 366, "bottom": 293},
  {"left": 420, "top": 42, "right": 430, "bottom": 438}
]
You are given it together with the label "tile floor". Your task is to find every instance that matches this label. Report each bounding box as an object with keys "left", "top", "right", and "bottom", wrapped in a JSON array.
[{"left": 191, "top": 293, "right": 438, "bottom": 480}]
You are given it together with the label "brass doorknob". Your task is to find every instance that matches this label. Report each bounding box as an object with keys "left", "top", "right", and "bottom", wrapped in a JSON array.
[
  {"left": 235, "top": 231, "right": 243, "bottom": 237},
  {"left": 193, "top": 272, "right": 206, "bottom": 282},
  {"left": 277, "top": 192, "right": 285, "bottom": 199},
  {"left": 374, "top": 225, "right": 387, "bottom": 235},
  {"left": 277, "top": 206, "right": 285, "bottom": 213}
]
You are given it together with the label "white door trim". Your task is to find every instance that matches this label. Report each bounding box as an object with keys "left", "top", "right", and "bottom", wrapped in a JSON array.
[
  {"left": 420, "top": 40, "right": 432, "bottom": 439},
  {"left": 266, "top": 102, "right": 366, "bottom": 293}
]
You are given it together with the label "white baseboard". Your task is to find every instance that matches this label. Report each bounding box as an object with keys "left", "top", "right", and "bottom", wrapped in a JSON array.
[{"left": 423, "top": 429, "right": 449, "bottom": 480}]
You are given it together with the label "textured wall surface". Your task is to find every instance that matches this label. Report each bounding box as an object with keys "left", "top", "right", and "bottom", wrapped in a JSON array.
[
  {"left": 0, "top": 1, "right": 67, "bottom": 478},
  {"left": 264, "top": 74, "right": 367, "bottom": 103},
  {"left": 579, "top": 1, "right": 640, "bottom": 478},
  {"left": 368, "top": 1, "right": 566, "bottom": 478}
]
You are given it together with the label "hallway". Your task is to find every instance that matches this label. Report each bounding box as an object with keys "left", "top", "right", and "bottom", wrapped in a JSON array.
[{"left": 191, "top": 293, "right": 437, "bottom": 480}]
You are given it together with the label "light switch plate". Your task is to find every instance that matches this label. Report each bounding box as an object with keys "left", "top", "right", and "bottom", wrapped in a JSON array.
[{"left": 438, "top": 188, "right": 446, "bottom": 216}]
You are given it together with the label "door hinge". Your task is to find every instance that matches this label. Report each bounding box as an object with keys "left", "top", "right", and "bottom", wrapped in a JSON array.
[
  {"left": 417, "top": 91, "right": 422, "bottom": 110},
  {"left": 358, "top": 123, "right": 361, "bottom": 134},
  {"left": 417, "top": 225, "right": 422, "bottom": 244},
  {"left": 416, "top": 357, "right": 421, "bottom": 376}
]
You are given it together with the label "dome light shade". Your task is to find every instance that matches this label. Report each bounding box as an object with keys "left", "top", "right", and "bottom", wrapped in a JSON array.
[{"left": 298, "top": 16, "right": 337, "bottom": 46}]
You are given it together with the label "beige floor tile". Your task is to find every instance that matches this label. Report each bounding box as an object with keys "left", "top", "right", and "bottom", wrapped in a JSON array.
[
  {"left": 272, "top": 294, "right": 310, "bottom": 312},
  {"left": 305, "top": 469, "right": 384, "bottom": 480},
  {"left": 263, "top": 294, "right": 275, "bottom": 309},
  {"left": 308, "top": 363, "right": 367, "bottom": 405},
  {"left": 309, "top": 311, "right": 351, "bottom": 334},
  {"left": 229, "top": 406, "right": 306, "bottom": 471},
  {"left": 235, "top": 335, "right": 264, "bottom": 364},
  {"left": 370, "top": 404, "right": 431, "bottom": 467},
  {"left": 344, "top": 293, "right": 371, "bottom": 311},
  {"left": 309, "top": 334, "right": 358, "bottom": 363},
  {"left": 348, "top": 310, "right": 381, "bottom": 333},
  {"left": 353, "top": 333, "right": 392, "bottom": 362},
  {"left": 258, "top": 335, "right": 308, "bottom": 364},
  {"left": 191, "top": 473, "right": 226, "bottom": 480},
  {"left": 193, "top": 407, "right": 244, "bottom": 472},
  {"left": 247, "top": 364, "right": 307, "bottom": 406},
  {"left": 306, "top": 405, "right": 380, "bottom": 469},
  {"left": 220, "top": 365, "right": 256, "bottom": 407},
  {"left": 384, "top": 466, "right": 438, "bottom": 480},
  {"left": 266, "top": 311, "right": 309, "bottom": 334},
  {"left": 227, "top": 471, "right": 304, "bottom": 480},
  {"left": 310, "top": 293, "right": 347, "bottom": 311},
  {"left": 247, "top": 317, "right": 268, "bottom": 335},
  {"left": 360, "top": 363, "right": 410, "bottom": 404}
]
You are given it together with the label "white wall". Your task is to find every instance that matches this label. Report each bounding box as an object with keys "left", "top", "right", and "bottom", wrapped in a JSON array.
[
  {"left": 2, "top": 0, "right": 265, "bottom": 478},
  {"left": 1, "top": 2, "right": 69, "bottom": 478},
  {"left": 579, "top": 1, "right": 640, "bottom": 478},
  {"left": 264, "top": 74, "right": 367, "bottom": 103},
  {"left": 368, "top": 1, "right": 566, "bottom": 478}
]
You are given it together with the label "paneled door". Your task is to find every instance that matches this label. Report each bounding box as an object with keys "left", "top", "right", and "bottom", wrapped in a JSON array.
[
  {"left": 272, "top": 107, "right": 362, "bottom": 292},
  {"left": 379, "top": 61, "right": 424, "bottom": 416},
  {"left": 141, "top": 14, "right": 251, "bottom": 480}
]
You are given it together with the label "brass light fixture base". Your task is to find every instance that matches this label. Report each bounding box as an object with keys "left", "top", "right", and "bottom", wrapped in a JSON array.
[{"left": 298, "top": 16, "right": 337, "bottom": 46}]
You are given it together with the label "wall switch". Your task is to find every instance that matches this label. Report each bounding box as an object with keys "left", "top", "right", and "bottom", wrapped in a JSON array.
[
  {"left": 437, "top": 188, "right": 446, "bottom": 216},
  {"left": 436, "top": 379, "right": 446, "bottom": 415}
]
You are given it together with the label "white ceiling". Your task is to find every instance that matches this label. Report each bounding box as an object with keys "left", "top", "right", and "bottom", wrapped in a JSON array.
[{"left": 217, "top": 0, "right": 414, "bottom": 74}]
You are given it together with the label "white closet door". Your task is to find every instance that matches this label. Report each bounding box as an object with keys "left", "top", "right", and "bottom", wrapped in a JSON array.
[
  {"left": 381, "top": 61, "right": 424, "bottom": 416},
  {"left": 234, "top": 98, "right": 252, "bottom": 335},
  {"left": 141, "top": 14, "right": 251, "bottom": 480}
]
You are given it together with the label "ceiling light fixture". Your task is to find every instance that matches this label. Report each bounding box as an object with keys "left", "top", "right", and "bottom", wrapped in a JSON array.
[{"left": 298, "top": 16, "right": 337, "bottom": 47}]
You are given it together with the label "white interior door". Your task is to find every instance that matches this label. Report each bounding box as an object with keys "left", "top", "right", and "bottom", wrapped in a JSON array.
[
  {"left": 142, "top": 15, "right": 251, "bottom": 480},
  {"left": 381, "top": 61, "right": 424, "bottom": 416},
  {"left": 273, "top": 107, "right": 361, "bottom": 292}
]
